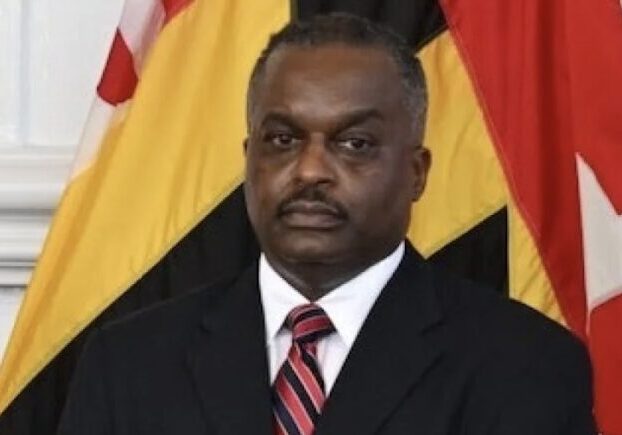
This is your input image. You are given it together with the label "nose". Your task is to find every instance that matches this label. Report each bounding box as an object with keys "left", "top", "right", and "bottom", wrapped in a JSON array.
[{"left": 293, "top": 134, "right": 335, "bottom": 185}]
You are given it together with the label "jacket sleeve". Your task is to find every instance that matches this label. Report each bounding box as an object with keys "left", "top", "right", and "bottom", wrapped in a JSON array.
[
  {"left": 486, "top": 334, "right": 597, "bottom": 435},
  {"left": 57, "top": 328, "right": 114, "bottom": 435}
]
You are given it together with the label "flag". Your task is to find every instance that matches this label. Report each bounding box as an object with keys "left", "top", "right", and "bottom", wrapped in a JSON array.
[
  {"left": 2, "top": 0, "right": 620, "bottom": 433},
  {"left": 0, "top": 0, "right": 288, "bottom": 432},
  {"left": 439, "top": 0, "right": 622, "bottom": 431}
]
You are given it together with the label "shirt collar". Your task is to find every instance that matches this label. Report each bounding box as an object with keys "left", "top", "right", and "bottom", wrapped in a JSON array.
[{"left": 259, "top": 242, "right": 405, "bottom": 348}]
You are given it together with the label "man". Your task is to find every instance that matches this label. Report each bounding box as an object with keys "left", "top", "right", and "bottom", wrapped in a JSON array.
[{"left": 58, "top": 14, "right": 595, "bottom": 435}]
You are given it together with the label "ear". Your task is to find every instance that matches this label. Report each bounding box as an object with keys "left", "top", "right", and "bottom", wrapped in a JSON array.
[{"left": 411, "top": 146, "right": 431, "bottom": 201}]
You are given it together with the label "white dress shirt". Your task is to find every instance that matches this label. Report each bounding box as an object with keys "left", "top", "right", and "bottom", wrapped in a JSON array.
[{"left": 259, "top": 242, "right": 405, "bottom": 395}]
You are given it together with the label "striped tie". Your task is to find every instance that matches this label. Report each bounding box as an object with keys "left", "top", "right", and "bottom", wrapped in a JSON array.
[{"left": 272, "top": 304, "right": 335, "bottom": 435}]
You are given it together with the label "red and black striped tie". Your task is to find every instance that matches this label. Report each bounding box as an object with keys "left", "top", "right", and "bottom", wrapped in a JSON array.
[{"left": 272, "top": 304, "right": 335, "bottom": 435}]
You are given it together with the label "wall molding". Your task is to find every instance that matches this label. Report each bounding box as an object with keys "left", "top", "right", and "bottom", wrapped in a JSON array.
[{"left": 0, "top": 146, "right": 74, "bottom": 286}]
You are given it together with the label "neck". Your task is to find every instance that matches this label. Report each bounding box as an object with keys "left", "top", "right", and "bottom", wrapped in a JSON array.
[
  {"left": 272, "top": 262, "right": 370, "bottom": 301},
  {"left": 264, "top": 245, "right": 403, "bottom": 301}
]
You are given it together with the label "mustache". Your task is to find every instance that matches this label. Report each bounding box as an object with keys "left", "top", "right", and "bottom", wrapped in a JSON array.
[{"left": 277, "top": 185, "right": 347, "bottom": 218}]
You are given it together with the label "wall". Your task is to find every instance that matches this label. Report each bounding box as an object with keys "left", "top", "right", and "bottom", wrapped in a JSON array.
[{"left": 0, "top": 0, "right": 124, "bottom": 357}]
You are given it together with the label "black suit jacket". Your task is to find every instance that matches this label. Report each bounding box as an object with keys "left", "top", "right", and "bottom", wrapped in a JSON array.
[{"left": 58, "top": 244, "right": 596, "bottom": 434}]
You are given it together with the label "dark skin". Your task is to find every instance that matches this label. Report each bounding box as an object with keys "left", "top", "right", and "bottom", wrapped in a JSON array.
[{"left": 244, "top": 44, "right": 430, "bottom": 301}]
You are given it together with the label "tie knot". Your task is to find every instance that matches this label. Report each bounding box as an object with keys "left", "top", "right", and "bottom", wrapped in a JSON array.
[{"left": 286, "top": 304, "right": 335, "bottom": 344}]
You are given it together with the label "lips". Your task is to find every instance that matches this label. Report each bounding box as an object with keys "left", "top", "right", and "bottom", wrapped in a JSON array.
[{"left": 278, "top": 200, "right": 345, "bottom": 229}]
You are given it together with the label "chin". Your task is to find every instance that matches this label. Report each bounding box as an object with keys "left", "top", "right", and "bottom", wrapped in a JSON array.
[{"left": 274, "top": 238, "right": 345, "bottom": 265}]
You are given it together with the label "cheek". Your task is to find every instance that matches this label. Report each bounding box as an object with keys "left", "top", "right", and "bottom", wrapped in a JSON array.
[
  {"left": 244, "top": 158, "right": 267, "bottom": 223},
  {"left": 245, "top": 157, "right": 289, "bottom": 214},
  {"left": 349, "top": 165, "right": 413, "bottom": 224}
]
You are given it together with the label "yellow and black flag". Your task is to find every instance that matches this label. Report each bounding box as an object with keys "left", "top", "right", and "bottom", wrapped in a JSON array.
[{"left": 2, "top": 0, "right": 621, "bottom": 433}]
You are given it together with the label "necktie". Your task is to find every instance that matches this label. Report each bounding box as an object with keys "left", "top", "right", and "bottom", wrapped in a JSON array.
[{"left": 272, "top": 304, "right": 335, "bottom": 435}]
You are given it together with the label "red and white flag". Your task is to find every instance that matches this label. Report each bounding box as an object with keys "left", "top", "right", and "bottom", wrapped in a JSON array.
[{"left": 441, "top": 0, "right": 622, "bottom": 431}]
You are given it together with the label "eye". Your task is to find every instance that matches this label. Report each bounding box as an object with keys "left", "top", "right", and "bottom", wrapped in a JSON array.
[
  {"left": 336, "top": 137, "right": 375, "bottom": 153},
  {"left": 263, "top": 132, "right": 299, "bottom": 148}
]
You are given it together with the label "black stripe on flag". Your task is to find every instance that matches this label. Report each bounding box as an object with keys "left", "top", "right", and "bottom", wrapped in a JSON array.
[
  {"left": 429, "top": 207, "right": 508, "bottom": 295},
  {"left": 294, "top": 0, "right": 447, "bottom": 50}
]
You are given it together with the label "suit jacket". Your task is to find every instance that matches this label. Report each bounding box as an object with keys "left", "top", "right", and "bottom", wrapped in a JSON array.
[{"left": 57, "top": 244, "right": 596, "bottom": 434}]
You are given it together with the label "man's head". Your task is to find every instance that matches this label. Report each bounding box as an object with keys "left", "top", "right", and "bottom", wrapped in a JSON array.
[
  {"left": 247, "top": 13, "right": 427, "bottom": 143},
  {"left": 244, "top": 13, "right": 431, "bottom": 298}
]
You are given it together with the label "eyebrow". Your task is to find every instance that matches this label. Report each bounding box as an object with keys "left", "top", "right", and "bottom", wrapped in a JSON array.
[
  {"left": 259, "top": 108, "right": 384, "bottom": 131},
  {"left": 260, "top": 112, "right": 302, "bottom": 130},
  {"left": 334, "top": 108, "right": 384, "bottom": 131}
]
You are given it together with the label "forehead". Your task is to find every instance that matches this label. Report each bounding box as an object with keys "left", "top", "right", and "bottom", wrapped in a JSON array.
[{"left": 252, "top": 44, "right": 406, "bottom": 119}]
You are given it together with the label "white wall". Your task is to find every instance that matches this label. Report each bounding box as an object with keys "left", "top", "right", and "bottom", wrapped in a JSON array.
[
  {"left": 0, "top": 289, "right": 23, "bottom": 356},
  {"left": 0, "top": 0, "right": 125, "bottom": 357}
]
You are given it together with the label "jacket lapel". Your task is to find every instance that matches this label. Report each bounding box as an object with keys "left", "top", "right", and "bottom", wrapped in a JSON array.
[
  {"left": 315, "top": 244, "right": 445, "bottom": 435},
  {"left": 186, "top": 266, "right": 273, "bottom": 435}
]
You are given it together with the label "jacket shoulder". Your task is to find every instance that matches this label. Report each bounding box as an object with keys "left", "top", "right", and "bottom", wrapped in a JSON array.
[
  {"left": 430, "top": 264, "right": 591, "bottom": 406},
  {"left": 431, "top": 265, "right": 585, "bottom": 357},
  {"left": 94, "top": 272, "right": 241, "bottom": 355}
]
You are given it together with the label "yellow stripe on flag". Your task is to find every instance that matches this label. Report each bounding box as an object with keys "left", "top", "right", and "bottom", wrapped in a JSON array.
[
  {"left": 508, "top": 199, "right": 565, "bottom": 324},
  {"left": 0, "top": 0, "right": 289, "bottom": 413},
  {"left": 411, "top": 30, "right": 565, "bottom": 325},
  {"left": 409, "top": 31, "right": 506, "bottom": 256}
]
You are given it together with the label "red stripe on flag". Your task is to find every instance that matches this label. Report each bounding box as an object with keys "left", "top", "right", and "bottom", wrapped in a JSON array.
[
  {"left": 440, "top": 0, "right": 587, "bottom": 335},
  {"left": 97, "top": 30, "right": 138, "bottom": 105},
  {"left": 568, "top": 0, "right": 622, "bottom": 215},
  {"left": 590, "top": 294, "right": 622, "bottom": 433},
  {"left": 441, "top": 0, "right": 622, "bottom": 431},
  {"left": 162, "top": 0, "right": 193, "bottom": 24}
]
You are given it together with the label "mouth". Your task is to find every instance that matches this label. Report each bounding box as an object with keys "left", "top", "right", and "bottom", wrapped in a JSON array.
[{"left": 278, "top": 200, "right": 346, "bottom": 230}]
